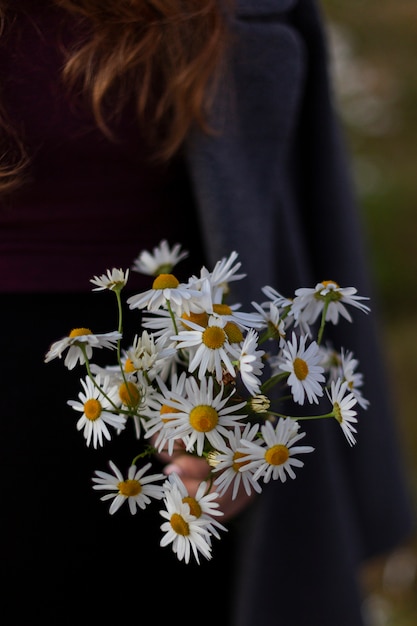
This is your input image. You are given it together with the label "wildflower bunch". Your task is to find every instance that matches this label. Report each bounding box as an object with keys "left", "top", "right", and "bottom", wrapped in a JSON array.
[{"left": 45, "top": 240, "right": 370, "bottom": 564}]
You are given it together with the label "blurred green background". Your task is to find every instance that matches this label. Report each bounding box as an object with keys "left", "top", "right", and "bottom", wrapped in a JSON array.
[{"left": 321, "top": 1, "right": 417, "bottom": 624}]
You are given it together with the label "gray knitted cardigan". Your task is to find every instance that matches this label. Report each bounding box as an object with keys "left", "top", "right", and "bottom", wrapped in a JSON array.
[{"left": 185, "top": 1, "right": 415, "bottom": 624}]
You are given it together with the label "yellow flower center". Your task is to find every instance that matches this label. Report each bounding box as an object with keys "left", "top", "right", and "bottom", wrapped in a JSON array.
[
  {"left": 117, "top": 479, "right": 141, "bottom": 497},
  {"left": 321, "top": 280, "right": 339, "bottom": 288},
  {"left": 333, "top": 402, "right": 343, "bottom": 423},
  {"left": 182, "top": 496, "right": 202, "bottom": 518},
  {"left": 160, "top": 404, "right": 181, "bottom": 423},
  {"left": 189, "top": 405, "right": 218, "bottom": 432},
  {"left": 124, "top": 358, "right": 136, "bottom": 373},
  {"left": 265, "top": 444, "right": 290, "bottom": 466},
  {"left": 69, "top": 327, "right": 92, "bottom": 337},
  {"left": 119, "top": 381, "right": 141, "bottom": 408},
  {"left": 152, "top": 273, "right": 179, "bottom": 290},
  {"left": 181, "top": 311, "right": 209, "bottom": 329},
  {"left": 294, "top": 357, "right": 309, "bottom": 380},
  {"left": 232, "top": 450, "right": 251, "bottom": 472},
  {"left": 213, "top": 303, "right": 232, "bottom": 316},
  {"left": 202, "top": 325, "right": 226, "bottom": 350},
  {"left": 316, "top": 280, "right": 342, "bottom": 302},
  {"left": 224, "top": 321, "right": 243, "bottom": 344},
  {"left": 170, "top": 512, "right": 190, "bottom": 536},
  {"left": 83, "top": 398, "right": 102, "bottom": 421}
]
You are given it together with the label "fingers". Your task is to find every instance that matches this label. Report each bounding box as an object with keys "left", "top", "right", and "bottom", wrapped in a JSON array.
[
  {"left": 150, "top": 436, "right": 257, "bottom": 522},
  {"left": 164, "top": 454, "right": 211, "bottom": 481}
]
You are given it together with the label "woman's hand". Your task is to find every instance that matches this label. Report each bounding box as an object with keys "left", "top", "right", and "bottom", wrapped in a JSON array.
[{"left": 156, "top": 443, "right": 256, "bottom": 522}]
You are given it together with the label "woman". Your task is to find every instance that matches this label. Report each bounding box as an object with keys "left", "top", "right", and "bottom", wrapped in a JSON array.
[{"left": 1, "top": 1, "right": 414, "bottom": 625}]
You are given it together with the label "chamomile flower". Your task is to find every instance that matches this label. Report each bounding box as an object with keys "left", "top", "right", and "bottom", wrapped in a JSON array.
[
  {"left": 67, "top": 375, "right": 124, "bottom": 448},
  {"left": 340, "top": 349, "right": 369, "bottom": 410},
  {"left": 125, "top": 330, "right": 175, "bottom": 380},
  {"left": 279, "top": 332, "right": 325, "bottom": 405},
  {"left": 87, "top": 364, "right": 151, "bottom": 438},
  {"left": 44, "top": 329, "right": 121, "bottom": 370},
  {"left": 132, "top": 239, "right": 189, "bottom": 276},
  {"left": 238, "top": 417, "right": 314, "bottom": 483},
  {"left": 47, "top": 239, "right": 372, "bottom": 562},
  {"left": 161, "top": 375, "right": 247, "bottom": 457},
  {"left": 127, "top": 273, "right": 202, "bottom": 315},
  {"left": 318, "top": 343, "right": 343, "bottom": 379},
  {"left": 160, "top": 482, "right": 213, "bottom": 564},
  {"left": 193, "top": 250, "right": 246, "bottom": 294},
  {"left": 261, "top": 285, "right": 294, "bottom": 310},
  {"left": 292, "top": 280, "right": 370, "bottom": 325},
  {"left": 141, "top": 372, "right": 188, "bottom": 454},
  {"left": 165, "top": 473, "right": 227, "bottom": 541},
  {"left": 251, "top": 300, "right": 286, "bottom": 346},
  {"left": 326, "top": 378, "right": 358, "bottom": 446},
  {"left": 209, "top": 301, "right": 265, "bottom": 333},
  {"left": 142, "top": 308, "right": 179, "bottom": 344},
  {"left": 260, "top": 285, "right": 312, "bottom": 336},
  {"left": 92, "top": 461, "right": 166, "bottom": 515},
  {"left": 119, "top": 371, "right": 156, "bottom": 439},
  {"left": 212, "top": 423, "right": 263, "bottom": 499},
  {"left": 90, "top": 267, "right": 129, "bottom": 291},
  {"left": 238, "top": 329, "right": 265, "bottom": 395},
  {"left": 171, "top": 315, "right": 240, "bottom": 382}
]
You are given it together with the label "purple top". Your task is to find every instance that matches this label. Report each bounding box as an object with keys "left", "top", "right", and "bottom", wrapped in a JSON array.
[{"left": 0, "top": 3, "right": 203, "bottom": 292}]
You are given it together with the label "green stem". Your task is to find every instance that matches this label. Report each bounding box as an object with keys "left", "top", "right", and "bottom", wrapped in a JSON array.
[
  {"left": 295, "top": 411, "right": 334, "bottom": 421},
  {"left": 266, "top": 410, "right": 334, "bottom": 421},
  {"left": 317, "top": 299, "right": 330, "bottom": 346},
  {"left": 261, "top": 371, "right": 288, "bottom": 393}
]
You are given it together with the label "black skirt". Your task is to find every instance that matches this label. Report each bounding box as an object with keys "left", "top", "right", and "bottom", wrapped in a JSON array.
[{"left": 2, "top": 292, "right": 237, "bottom": 624}]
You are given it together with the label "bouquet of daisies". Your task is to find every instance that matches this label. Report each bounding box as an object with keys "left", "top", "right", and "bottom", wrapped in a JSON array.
[{"left": 45, "top": 240, "right": 370, "bottom": 564}]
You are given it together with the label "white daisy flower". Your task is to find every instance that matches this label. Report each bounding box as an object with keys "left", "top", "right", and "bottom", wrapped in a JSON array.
[
  {"left": 186, "top": 274, "right": 263, "bottom": 329},
  {"left": 318, "top": 343, "right": 343, "bottom": 379},
  {"left": 212, "top": 423, "right": 263, "bottom": 499},
  {"left": 260, "top": 285, "right": 313, "bottom": 336},
  {"left": 118, "top": 371, "right": 156, "bottom": 439},
  {"left": 292, "top": 280, "right": 370, "bottom": 325},
  {"left": 238, "top": 329, "right": 265, "bottom": 395},
  {"left": 251, "top": 300, "right": 286, "bottom": 346},
  {"left": 117, "top": 378, "right": 145, "bottom": 413},
  {"left": 238, "top": 417, "right": 315, "bottom": 483},
  {"left": 90, "top": 267, "right": 129, "bottom": 291},
  {"left": 159, "top": 482, "right": 213, "bottom": 564},
  {"left": 92, "top": 461, "right": 166, "bottom": 515},
  {"left": 279, "top": 332, "right": 326, "bottom": 405},
  {"left": 210, "top": 301, "right": 265, "bottom": 333},
  {"left": 340, "top": 349, "right": 370, "bottom": 410},
  {"left": 208, "top": 250, "right": 246, "bottom": 287},
  {"left": 142, "top": 308, "right": 179, "bottom": 343},
  {"left": 44, "top": 328, "right": 121, "bottom": 370},
  {"left": 127, "top": 273, "right": 202, "bottom": 315},
  {"left": 125, "top": 330, "right": 176, "bottom": 380},
  {"left": 142, "top": 372, "right": 188, "bottom": 455},
  {"left": 131, "top": 314, "right": 182, "bottom": 381},
  {"left": 171, "top": 315, "right": 240, "bottom": 382},
  {"left": 132, "top": 239, "right": 189, "bottom": 276},
  {"left": 162, "top": 375, "right": 247, "bottom": 457},
  {"left": 87, "top": 365, "right": 151, "bottom": 439},
  {"left": 67, "top": 375, "right": 125, "bottom": 448},
  {"left": 261, "top": 285, "right": 294, "bottom": 311},
  {"left": 165, "top": 473, "right": 227, "bottom": 541},
  {"left": 326, "top": 378, "right": 359, "bottom": 446},
  {"left": 192, "top": 251, "right": 246, "bottom": 294}
]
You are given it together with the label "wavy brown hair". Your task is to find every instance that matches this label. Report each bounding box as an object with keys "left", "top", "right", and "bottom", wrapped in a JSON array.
[{"left": 0, "top": 0, "right": 232, "bottom": 193}]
